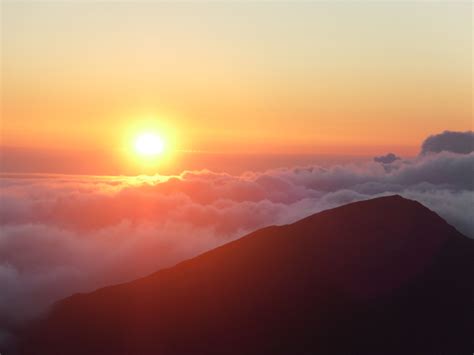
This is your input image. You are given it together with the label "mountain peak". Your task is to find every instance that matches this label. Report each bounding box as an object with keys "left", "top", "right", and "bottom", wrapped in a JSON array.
[{"left": 17, "top": 196, "right": 474, "bottom": 355}]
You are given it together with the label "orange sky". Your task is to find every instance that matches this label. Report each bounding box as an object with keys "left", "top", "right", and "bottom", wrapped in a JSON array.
[{"left": 1, "top": 1, "right": 472, "bottom": 173}]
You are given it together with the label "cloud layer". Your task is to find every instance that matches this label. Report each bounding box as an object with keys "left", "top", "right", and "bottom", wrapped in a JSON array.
[{"left": 1, "top": 132, "right": 473, "bottom": 342}]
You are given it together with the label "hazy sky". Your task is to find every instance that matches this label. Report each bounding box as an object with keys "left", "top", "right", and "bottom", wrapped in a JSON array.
[{"left": 1, "top": 1, "right": 472, "bottom": 171}]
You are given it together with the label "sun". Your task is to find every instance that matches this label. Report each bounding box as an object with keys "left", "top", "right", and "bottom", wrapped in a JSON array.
[{"left": 134, "top": 132, "right": 165, "bottom": 156}]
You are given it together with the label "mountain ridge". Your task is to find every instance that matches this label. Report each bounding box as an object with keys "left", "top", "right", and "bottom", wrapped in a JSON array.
[{"left": 16, "top": 195, "right": 474, "bottom": 354}]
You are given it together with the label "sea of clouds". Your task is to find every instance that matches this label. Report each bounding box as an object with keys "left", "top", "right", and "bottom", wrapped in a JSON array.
[{"left": 0, "top": 130, "right": 473, "bottom": 341}]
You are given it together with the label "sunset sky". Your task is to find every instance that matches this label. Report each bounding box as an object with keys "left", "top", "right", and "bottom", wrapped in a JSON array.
[
  {"left": 1, "top": 0, "right": 472, "bottom": 174},
  {"left": 0, "top": 1, "right": 473, "bottom": 340}
]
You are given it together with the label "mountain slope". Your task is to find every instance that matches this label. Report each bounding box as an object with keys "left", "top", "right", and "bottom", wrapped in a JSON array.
[{"left": 17, "top": 196, "right": 474, "bottom": 354}]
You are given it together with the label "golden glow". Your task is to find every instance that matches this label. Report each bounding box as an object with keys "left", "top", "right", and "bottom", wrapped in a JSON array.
[
  {"left": 134, "top": 133, "right": 165, "bottom": 157},
  {"left": 122, "top": 117, "right": 179, "bottom": 174}
]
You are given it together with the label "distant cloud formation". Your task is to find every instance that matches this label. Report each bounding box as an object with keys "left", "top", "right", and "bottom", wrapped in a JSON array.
[
  {"left": 373, "top": 153, "right": 401, "bottom": 164},
  {"left": 0, "top": 131, "right": 473, "bottom": 343},
  {"left": 420, "top": 130, "right": 474, "bottom": 155}
]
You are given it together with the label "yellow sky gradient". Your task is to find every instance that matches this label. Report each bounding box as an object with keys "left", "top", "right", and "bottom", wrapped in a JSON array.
[{"left": 1, "top": 1, "right": 472, "bottom": 161}]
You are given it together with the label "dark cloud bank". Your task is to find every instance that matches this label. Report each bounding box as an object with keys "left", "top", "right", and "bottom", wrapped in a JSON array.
[
  {"left": 0, "top": 131, "right": 473, "bottom": 342},
  {"left": 420, "top": 130, "right": 474, "bottom": 155}
]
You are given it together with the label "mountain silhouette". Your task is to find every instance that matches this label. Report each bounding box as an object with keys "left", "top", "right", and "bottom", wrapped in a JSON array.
[{"left": 16, "top": 196, "right": 474, "bottom": 354}]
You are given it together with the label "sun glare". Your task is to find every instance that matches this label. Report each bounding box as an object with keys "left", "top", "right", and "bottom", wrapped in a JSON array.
[{"left": 134, "top": 133, "right": 165, "bottom": 156}]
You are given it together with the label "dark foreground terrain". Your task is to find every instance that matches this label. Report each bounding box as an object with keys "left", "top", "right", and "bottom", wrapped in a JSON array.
[{"left": 14, "top": 196, "right": 474, "bottom": 354}]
